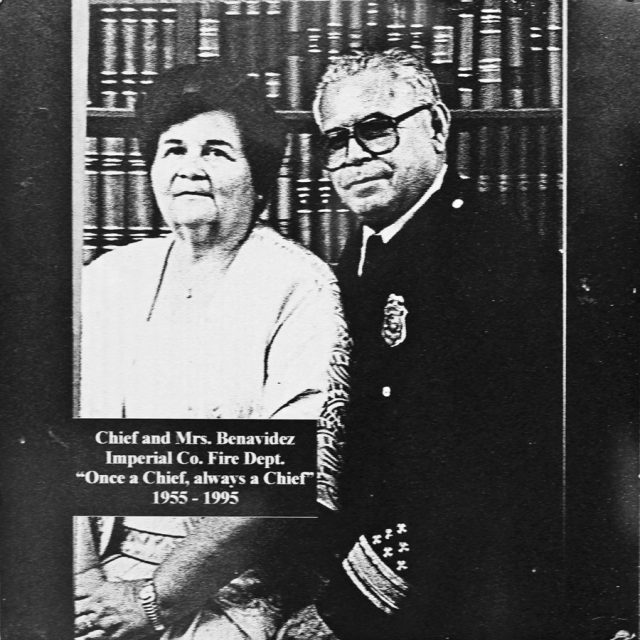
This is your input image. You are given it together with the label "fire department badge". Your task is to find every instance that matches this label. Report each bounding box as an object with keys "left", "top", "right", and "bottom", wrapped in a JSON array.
[{"left": 381, "top": 294, "right": 408, "bottom": 347}]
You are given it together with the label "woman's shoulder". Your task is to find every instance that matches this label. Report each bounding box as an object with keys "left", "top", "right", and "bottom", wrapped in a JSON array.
[
  {"left": 247, "top": 224, "right": 337, "bottom": 286},
  {"left": 84, "top": 237, "right": 171, "bottom": 276}
]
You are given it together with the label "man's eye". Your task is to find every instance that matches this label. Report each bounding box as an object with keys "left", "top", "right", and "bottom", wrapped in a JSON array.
[
  {"left": 359, "top": 120, "right": 394, "bottom": 140},
  {"left": 164, "top": 146, "right": 185, "bottom": 157},
  {"left": 324, "top": 133, "right": 348, "bottom": 151}
]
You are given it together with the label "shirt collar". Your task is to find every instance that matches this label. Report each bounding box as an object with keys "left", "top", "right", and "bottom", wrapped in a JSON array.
[{"left": 358, "top": 163, "right": 448, "bottom": 276}]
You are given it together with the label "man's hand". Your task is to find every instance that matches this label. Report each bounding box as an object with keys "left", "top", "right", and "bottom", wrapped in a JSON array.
[{"left": 75, "top": 578, "right": 153, "bottom": 640}]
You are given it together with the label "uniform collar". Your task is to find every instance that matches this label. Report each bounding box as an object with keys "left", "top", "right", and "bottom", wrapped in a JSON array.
[{"left": 358, "top": 164, "right": 448, "bottom": 276}]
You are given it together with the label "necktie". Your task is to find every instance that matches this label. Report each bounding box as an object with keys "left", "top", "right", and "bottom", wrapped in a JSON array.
[{"left": 362, "top": 234, "right": 384, "bottom": 277}]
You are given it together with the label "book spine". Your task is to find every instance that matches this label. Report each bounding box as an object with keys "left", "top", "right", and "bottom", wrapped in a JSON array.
[
  {"left": 244, "top": 0, "right": 263, "bottom": 85},
  {"left": 88, "top": 5, "right": 102, "bottom": 107},
  {"left": 306, "top": 0, "right": 327, "bottom": 105},
  {"left": 99, "top": 6, "right": 120, "bottom": 109},
  {"left": 364, "top": 0, "right": 385, "bottom": 51},
  {"left": 425, "top": 0, "right": 455, "bottom": 103},
  {"left": 526, "top": 0, "right": 547, "bottom": 107},
  {"left": 294, "top": 133, "right": 314, "bottom": 250},
  {"left": 327, "top": 0, "right": 344, "bottom": 60},
  {"left": 496, "top": 123, "right": 513, "bottom": 212},
  {"left": 315, "top": 170, "right": 334, "bottom": 264},
  {"left": 84, "top": 137, "right": 101, "bottom": 264},
  {"left": 476, "top": 123, "right": 496, "bottom": 207},
  {"left": 284, "top": 0, "right": 304, "bottom": 110},
  {"left": 454, "top": 0, "right": 476, "bottom": 109},
  {"left": 546, "top": 0, "right": 562, "bottom": 108},
  {"left": 325, "top": 166, "right": 356, "bottom": 266},
  {"left": 409, "top": 0, "right": 428, "bottom": 61},
  {"left": 347, "top": 0, "right": 365, "bottom": 53},
  {"left": 477, "top": 0, "right": 502, "bottom": 108},
  {"left": 120, "top": 6, "right": 140, "bottom": 110},
  {"left": 140, "top": 6, "right": 160, "bottom": 104},
  {"left": 263, "top": 0, "right": 284, "bottom": 109},
  {"left": 125, "top": 138, "right": 156, "bottom": 244},
  {"left": 534, "top": 122, "right": 550, "bottom": 239},
  {"left": 550, "top": 121, "right": 562, "bottom": 248},
  {"left": 176, "top": 3, "right": 197, "bottom": 65},
  {"left": 335, "top": 199, "right": 354, "bottom": 266},
  {"left": 514, "top": 122, "right": 531, "bottom": 226},
  {"left": 453, "top": 126, "right": 473, "bottom": 181},
  {"left": 160, "top": 6, "right": 178, "bottom": 71},
  {"left": 503, "top": 0, "right": 526, "bottom": 108},
  {"left": 100, "top": 137, "right": 127, "bottom": 253},
  {"left": 198, "top": 1, "right": 222, "bottom": 63},
  {"left": 385, "top": 0, "right": 411, "bottom": 50},
  {"left": 430, "top": 23, "right": 455, "bottom": 106},
  {"left": 222, "top": 0, "right": 245, "bottom": 70},
  {"left": 275, "top": 134, "right": 295, "bottom": 237}
]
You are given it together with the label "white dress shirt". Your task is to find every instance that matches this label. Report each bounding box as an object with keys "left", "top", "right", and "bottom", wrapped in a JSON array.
[{"left": 357, "top": 164, "right": 448, "bottom": 276}]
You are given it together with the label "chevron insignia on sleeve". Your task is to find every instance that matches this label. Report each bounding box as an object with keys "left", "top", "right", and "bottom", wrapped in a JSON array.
[{"left": 342, "top": 533, "right": 410, "bottom": 615}]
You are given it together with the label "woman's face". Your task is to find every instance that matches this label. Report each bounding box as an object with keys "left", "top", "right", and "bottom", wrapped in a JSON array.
[{"left": 151, "top": 110, "right": 256, "bottom": 244}]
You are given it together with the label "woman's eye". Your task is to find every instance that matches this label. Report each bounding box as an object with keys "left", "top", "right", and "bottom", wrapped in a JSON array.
[
  {"left": 203, "top": 145, "right": 231, "bottom": 160},
  {"left": 164, "top": 146, "right": 185, "bottom": 157}
]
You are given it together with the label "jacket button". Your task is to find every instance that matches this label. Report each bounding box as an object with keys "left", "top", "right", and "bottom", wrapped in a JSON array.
[{"left": 381, "top": 386, "right": 391, "bottom": 397}]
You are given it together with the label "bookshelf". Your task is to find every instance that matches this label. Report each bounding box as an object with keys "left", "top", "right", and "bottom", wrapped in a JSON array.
[{"left": 82, "top": 0, "right": 563, "bottom": 265}]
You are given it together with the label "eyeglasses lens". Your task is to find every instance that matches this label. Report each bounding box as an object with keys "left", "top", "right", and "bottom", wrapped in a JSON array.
[
  {"left": 357, "top": 118, "right": 396, "bottom": 146},
  {"left": 321, "top": 118, "right": 398, "bottom": 169}
]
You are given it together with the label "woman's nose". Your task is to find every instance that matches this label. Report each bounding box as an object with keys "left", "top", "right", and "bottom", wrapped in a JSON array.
[{"left": 176, "top": 154, "right": 207, "bottom": 179}]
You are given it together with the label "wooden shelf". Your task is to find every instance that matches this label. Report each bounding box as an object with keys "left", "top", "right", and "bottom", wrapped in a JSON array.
[
  {"left": 90, "top": 0, "right": 196, "bottom": 4},
  {"left": 451, "top": 108, "right": 562, "bottom": 120},
  {"left": 86, "top": 107, "right": 562, "bottom": 137}
]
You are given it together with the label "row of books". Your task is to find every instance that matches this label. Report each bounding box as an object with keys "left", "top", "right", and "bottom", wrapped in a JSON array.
[
  {"left": 82, "top": 132, "right": 358, "bottom": 265},
  {"left": 88, "top": 0, "right": 562, "bottom": 113},
  {"left": 457, "top": 120, "right": 562, "bottom": 243},
  {"left": 83, "top": 122, "right": 561, "bottom": 265}
]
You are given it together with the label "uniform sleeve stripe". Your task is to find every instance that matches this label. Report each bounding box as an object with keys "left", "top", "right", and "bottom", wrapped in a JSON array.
[
  {"left": 341, "top": 536, "right": 410, "bottom": 615},
  {"left": 343, "top": 555, "right": 395, "bottom": 615}
]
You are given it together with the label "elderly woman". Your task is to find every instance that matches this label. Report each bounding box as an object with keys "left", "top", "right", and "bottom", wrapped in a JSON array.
[
  {"left": 80, "top": 62, "right": 348, "bottom": 421},
  {"left": 75, "top": 64, "right": 349, "bottom": 640}
]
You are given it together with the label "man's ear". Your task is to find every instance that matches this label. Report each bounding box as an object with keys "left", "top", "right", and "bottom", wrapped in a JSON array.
[{"left": 431, "top": 102, "right": 451, "bottom": 153}]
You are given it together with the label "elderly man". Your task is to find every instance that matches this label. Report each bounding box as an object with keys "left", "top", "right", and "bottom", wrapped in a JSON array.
[{"left": 280, "top": 49, "right": 561, "bottom": 639}]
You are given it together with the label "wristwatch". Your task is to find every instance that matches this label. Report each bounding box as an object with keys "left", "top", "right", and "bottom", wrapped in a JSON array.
[{"left": 138, "top": 580, "right": 166, "bottom": 633}]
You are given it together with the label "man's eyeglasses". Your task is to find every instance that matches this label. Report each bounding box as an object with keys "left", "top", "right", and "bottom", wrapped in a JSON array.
[{"left": 318, "top": 104, "right": 433, "bottom": 172}]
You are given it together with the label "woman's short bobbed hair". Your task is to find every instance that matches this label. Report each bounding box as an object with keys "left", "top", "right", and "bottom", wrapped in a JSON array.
[{"left": 138, "top": 63, "right": 288, "bottom": 202}]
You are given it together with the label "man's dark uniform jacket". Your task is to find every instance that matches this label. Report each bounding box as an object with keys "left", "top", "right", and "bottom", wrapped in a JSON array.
[{"left": 317, "top": 170, "right": 562, "bottom": 640}]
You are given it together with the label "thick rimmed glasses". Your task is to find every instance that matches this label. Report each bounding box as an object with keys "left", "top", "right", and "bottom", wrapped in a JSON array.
[{"left": 318, "top": 104, "right": 433, "bottom": 172}]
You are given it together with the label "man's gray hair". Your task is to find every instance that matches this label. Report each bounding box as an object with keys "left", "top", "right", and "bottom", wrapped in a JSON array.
[{"left": 313, "top": 48, "right": 442, "bottom": 123}]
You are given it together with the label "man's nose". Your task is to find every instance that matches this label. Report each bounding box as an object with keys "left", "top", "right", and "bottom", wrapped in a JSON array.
[{"left": 344, "top": 135, "right": 373, "bottom": 165}]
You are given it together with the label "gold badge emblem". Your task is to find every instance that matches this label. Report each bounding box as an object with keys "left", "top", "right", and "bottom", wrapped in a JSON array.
[{"left": 381, "top": 294, "right": 408, "bottom": 347}]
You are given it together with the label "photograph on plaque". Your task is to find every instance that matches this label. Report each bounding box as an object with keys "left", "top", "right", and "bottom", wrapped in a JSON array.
[{"left": 69, "top": 0, "right": 569, "bottom": 637}]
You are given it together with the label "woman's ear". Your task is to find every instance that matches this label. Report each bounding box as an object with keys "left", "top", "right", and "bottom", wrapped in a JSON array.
[{"left": 431, "top": 102, "right": 451, "bottom": 154}]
